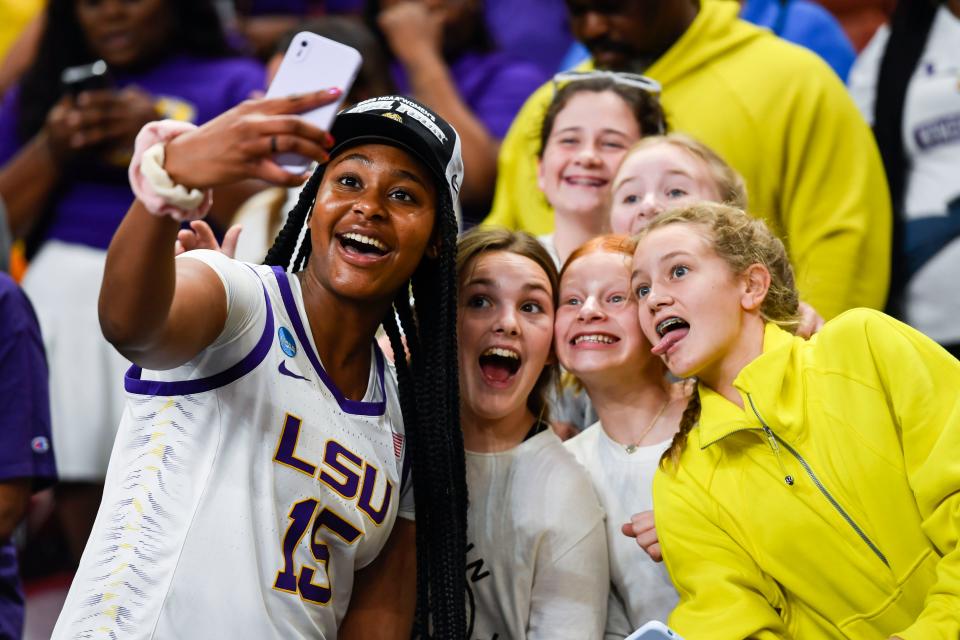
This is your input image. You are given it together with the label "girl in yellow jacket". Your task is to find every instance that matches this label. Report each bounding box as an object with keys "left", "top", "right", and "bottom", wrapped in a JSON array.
[{"left": 630, "top": 202, "right": 960, "bottom": 640}]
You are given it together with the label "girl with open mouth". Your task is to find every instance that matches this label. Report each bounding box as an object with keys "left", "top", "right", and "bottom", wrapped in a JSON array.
[
  {"left": 631, "top": 202, "right": 960, "bottom": 640},
  {"left": 54, "top": 94, "right": 467, "bottom": 638},
  {"left": 456, "top": 227, "right": 607, "bottom": 639},
  {"left": 555, "top": 234, "right": 689, "bottom": 635}
]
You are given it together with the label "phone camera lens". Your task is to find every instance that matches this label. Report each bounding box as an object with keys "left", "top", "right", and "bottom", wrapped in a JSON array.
[{"left": 300, "top": 41, "right": 307, "bottom": 47}]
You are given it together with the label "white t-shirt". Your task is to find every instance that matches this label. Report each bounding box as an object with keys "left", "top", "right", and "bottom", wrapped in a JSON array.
[
  {"left": 848, "top": 6, "right": 960, "bottom": 343},
  {"left": 465, "top": 428, "right": 608, "bottom": 639},
  {"left": 565, "top": 423, "right": 678, "bottom": 638},
  {"left": 53, "top": 250, "right": 413, "bottom": 639}
]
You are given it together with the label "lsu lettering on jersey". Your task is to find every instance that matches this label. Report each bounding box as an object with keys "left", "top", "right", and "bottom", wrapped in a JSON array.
[{"left": 53, "top": 250, "right": 413, "bottom": 639}]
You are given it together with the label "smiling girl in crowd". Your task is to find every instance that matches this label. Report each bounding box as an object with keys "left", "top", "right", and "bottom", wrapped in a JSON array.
[
  {"left": 533, "top": 75, "right": 665, "bottom": 268},
  {"left": 457, "top": 227, "right": 607, "bottom": 639},
  {"left": 557, "top": 235, "right": 687, "bottom": 635},
  {"left": 53, "top": 93, "right": 467, "bottom": 638},
  {"left": 531, "top": 75, "right": 665, "bottom": 436},
  {"left": 632, "top": 202, "right": 960, "bottom": 639}
]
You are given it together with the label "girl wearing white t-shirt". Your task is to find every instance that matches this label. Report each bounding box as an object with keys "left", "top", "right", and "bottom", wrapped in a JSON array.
[
  {"left": 457, "top": 227, "right": 608, "bottom": 639},
  {"left": 557, "top": 235, "right": 688, "bottom": 636}
]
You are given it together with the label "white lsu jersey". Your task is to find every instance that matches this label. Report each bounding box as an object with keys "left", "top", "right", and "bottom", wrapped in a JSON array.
[{"left": 53, "top": 251, "right": 412, "bottom": 639}]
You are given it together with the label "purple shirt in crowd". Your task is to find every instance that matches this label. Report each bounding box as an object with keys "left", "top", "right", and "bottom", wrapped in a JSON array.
[
  {"left": 0, "top": 273, "right": 56, "bottom": 640},
  {"left": 483, "top": 0, "right": 575, "bottom": 75},
  {"left": 0, "top": 54, "right": 265, "bottom": 251},
  {"left": 391, "top": 51, "right": 548, "bottom": 140}
]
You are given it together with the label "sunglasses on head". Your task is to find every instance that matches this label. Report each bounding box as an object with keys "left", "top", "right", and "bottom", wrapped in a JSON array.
[{"left": 552, "top": 70, "right": 662, "bottom": 95}]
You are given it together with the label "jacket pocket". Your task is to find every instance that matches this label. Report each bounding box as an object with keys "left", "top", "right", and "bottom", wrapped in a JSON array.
[{"left": 839, "top": 549, "right": 937, "bottom": 638}]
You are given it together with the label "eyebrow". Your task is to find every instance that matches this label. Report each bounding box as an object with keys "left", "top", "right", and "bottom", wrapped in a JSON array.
[
  {"left": 464, "top": 277, "right": 553, "bottom": 296},
  {"left": 339, "top": 152, "right": 371, "bottom": 166},
  {"left": 614, "top": 169, "right": 695, "bottom": 192},
  {"left": 630, "top": 250, "right": 693, "bottom": 280},
  {"left": 552, "top": 126, "right": 628, "bottom": 138},
  {"left": 336, "top": 153, "right": 428, "bottom": 189},
  {"left": 391, "top": 168, "right": 427, "bottom": 188}
]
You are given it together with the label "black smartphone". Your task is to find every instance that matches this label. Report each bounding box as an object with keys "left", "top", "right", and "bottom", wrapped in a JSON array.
[{"left": 61, "top": 59, "right": 112, "bottom": 96}]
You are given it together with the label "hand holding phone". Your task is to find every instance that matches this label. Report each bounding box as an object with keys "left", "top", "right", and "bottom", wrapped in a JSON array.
[
  {"left": 161, "top": 89, "right": 340, "bottom": 189},
  {"left": 265, "top": 32, "right": 363, "bottom": 173}
]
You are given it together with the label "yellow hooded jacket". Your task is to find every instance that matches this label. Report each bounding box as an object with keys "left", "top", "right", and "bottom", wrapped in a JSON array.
[
  {"left": 483, "top": 0, "right": 891, "bottom": 320},
  {"left": 653, "top": 309, "right": 960, "bottom": 639}
]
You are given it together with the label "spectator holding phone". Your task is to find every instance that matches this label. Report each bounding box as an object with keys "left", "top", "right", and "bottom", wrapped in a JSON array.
[{"left": 0, "top": 0, "right": 264, "bottom": 565}]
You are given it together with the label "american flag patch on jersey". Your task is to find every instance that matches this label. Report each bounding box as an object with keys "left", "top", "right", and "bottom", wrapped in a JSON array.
[{"left": 392, "top": 432, "right": 404, "bottom": 459}]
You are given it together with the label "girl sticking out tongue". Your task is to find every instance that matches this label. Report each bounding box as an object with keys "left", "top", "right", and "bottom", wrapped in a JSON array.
[{"left": 632, "top": 202, "right": 960, "bottom": 640}]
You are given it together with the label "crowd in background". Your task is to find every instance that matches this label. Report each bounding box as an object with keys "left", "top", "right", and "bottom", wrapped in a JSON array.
[{"left": 0, "top": 0, "right": 957, "bottom": 637}]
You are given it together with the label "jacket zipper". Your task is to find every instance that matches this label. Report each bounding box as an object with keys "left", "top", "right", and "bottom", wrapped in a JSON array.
[{"left": 746, "top": 395, "right": 890, "bottom": 568}]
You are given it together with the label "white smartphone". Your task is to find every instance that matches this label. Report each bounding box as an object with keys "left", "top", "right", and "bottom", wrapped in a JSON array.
[
  {"left": 265, "top": 32, "right": 363, "bottom": 173},
  {"left": 625, "top": 621, "right": 684, "bottom": 640}
]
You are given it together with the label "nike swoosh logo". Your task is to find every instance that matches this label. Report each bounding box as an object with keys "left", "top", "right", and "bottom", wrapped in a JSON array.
[{"left": 278, "top": 361, "right": 308, "bottom": 381}]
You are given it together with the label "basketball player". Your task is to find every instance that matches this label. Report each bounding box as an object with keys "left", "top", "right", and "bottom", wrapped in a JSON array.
[{"left": 52, "top": 92, "right": 467, "bottom": 638}]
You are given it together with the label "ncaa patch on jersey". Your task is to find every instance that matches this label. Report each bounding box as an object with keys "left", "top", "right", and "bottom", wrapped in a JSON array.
[
  {"left": 278, "top": 326, "right": 297, "bottom": 357},
  {"left": 31, "top": 436, "right": 50, "bottom": 454}
]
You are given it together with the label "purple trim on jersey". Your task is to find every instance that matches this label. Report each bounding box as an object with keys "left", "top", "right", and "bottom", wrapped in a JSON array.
[
  {"left": 123, "top": 276, "right": 274, "bottom": 396},
  {"left": 270, "top": 266, "right": 386, "bottom": 416}
]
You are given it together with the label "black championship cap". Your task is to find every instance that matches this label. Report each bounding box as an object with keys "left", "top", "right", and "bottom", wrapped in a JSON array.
[{"left": 330, "top": 96, "right": 464, "bottom": 218}]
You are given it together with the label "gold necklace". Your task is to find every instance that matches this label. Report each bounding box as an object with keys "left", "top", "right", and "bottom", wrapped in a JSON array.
[{"left": 624, "top": 397, "right": 670, "bottom": 454}]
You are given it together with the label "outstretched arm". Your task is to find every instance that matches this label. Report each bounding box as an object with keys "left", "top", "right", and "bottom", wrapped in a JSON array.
[{"left": 98, "top": 90, "right": 337, "bottom": 370}]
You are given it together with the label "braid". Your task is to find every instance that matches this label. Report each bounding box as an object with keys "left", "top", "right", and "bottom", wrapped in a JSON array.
[
  {"left": 264, "top": 167, "right": 324, "bottom": 269},
  {"left": 660, "top": 381, "right": 701, "bottom": 472},
  {"left": 263, "top": 157, "right": 467, "bottom": 635},
  {"left": 292, "top": 232, "right": 313, "bottom": 273},
  {"left": 405, "top": 196, "right": 467, "bottom": 638}
]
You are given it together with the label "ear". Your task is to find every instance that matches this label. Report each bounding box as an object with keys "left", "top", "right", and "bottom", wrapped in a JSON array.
[
  {"left": 740, "top": 263, "right": 771, "bottom": 312},
  {"left": 536, "top": 158, "right": 546, "bottom": 193}
]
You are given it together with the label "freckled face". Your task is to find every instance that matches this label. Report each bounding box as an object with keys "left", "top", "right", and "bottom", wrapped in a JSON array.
[
  {"left": 631, "top": 224, "right": 747, "bottom": 383},
  {"left": 458, "top": 251, "right": 555, "bottom": 425},
  {"left": 308, "top": 143, "right": 437, "bottom": 305},
  {"left": 538, "top": 90, "right": 641, "bottom": 221},
  {"left": 610, "top": 143, "right": 723, "bottom": 235},
  {"left": 555, "top": 251, "right": 650, "bottom": 382}
]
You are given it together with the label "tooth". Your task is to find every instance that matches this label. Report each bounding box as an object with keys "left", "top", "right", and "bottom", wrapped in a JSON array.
[
  {"left": 482, "top": 347, "right": 519, "bottom": 359},
  {"left": 574, "top": 334, "right": 614, "bottom": 344},
  {"left": 343, "top": 232, "right": 387, "bottom": 251}
]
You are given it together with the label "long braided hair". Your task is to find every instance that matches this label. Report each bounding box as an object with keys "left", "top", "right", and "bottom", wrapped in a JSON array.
[{"left": 265, "top": 159, "right": 467, "bottom": 638}]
